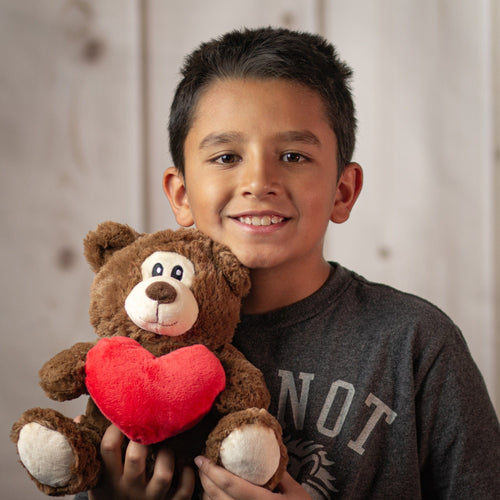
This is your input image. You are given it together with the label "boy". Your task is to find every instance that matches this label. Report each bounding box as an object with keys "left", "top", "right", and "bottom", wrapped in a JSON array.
[{"left": 80, "top": 27, "right": 500, "bottom": 499}]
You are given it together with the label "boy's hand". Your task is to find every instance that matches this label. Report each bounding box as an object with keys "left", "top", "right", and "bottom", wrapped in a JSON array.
[
  {"left": 195, "top": 456, "right": 312, "bottom": 500},
  {"left": 89, "top": 424, "right": 195, "bottom": 500}
]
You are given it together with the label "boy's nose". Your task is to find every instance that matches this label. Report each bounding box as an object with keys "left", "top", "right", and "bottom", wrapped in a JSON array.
[{"left": 240, "top": 156, "right": 281, "bottom": 199}]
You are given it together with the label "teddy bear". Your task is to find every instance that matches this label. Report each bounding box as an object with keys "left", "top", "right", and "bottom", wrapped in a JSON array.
[{"left": 11, "top": 222, "right": 288, "bottom": 496}]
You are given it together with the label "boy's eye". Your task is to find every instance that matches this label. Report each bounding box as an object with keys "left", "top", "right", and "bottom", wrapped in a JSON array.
[
  {"left": 213, "top": 153, "right": 240, "bottom": 164},
  {"left": 282, "top": 152, "right": 307, "bottom": 163}
]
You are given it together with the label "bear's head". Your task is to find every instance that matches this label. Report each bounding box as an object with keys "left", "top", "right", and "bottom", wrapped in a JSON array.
[{"left": 84, "top": 222, "right": 250, "bottom": 356}]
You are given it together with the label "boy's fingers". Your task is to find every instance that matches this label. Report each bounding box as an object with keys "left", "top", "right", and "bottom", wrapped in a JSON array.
[
  {"left": 122, "top": 439, "right": 148, "bottom": 488},
  {"left": 196, "top": 456, "right": 272, "bottom": 500},
  {"left": 170, "top": 465, "right": 196, "bottom": 500},
  {"left": 196, "top": 456, "right": 233, "bottom": 499},
  {"left": 100, "top": 424, "right": 125, "bottom": 481},
  {"left": 145, "top": 447, "right": 175, "bottom": 497},
  {"left": 278, "top": 472, "right": 312, "bottom": 498},
  {"left": 278, "top": 472, "right": 297, "bottom": 492}
]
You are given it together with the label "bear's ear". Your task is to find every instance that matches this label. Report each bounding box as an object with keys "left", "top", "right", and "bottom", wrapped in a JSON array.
[
  {"left": 84, "top": 221, "right": 140, "bottom": 273},
  {"left": 210, "top": 240, "right": 251, "bottom": 298}
]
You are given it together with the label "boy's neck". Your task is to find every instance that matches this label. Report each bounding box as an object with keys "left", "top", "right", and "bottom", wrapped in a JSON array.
[{"left": 241, "top": 259, "right": 332, "bottom": 315}]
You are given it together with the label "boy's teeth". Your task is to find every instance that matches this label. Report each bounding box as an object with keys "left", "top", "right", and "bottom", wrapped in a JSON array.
[{"left": 239, "top": 215, "right": 284, "bottom": 226}]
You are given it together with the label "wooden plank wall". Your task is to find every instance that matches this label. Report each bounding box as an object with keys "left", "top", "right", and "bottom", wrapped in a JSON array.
[{"left": 1, "top": 1, "right": 498, "bottom": 498}]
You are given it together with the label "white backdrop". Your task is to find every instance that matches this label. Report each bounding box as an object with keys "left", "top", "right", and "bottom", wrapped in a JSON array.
[{"left": 1, "top": 1, "right": 498, "bottom": 498}]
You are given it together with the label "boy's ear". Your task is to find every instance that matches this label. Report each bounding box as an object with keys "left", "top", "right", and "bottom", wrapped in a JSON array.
[
  {"left": 163, "top": 167, "right": 195, "bottom": 227},
  {"left": 330, "top": 162, "right": 363, "bottom": 224}
]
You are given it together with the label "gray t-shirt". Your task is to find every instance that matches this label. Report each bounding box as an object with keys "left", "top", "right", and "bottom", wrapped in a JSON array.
[{"left": 233, "top": 263, "right": 500, "bottom": 499}]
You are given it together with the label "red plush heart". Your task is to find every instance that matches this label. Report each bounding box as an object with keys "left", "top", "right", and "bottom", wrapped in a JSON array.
[{"left": 85, "top": 337, "right": 226, "bottom": 445}]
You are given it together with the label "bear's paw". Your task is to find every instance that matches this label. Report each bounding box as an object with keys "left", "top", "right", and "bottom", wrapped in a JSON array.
[
  {"left": 17, "top": 422, "right": 75, "bottom": 487},
  {"left": 219, "top": 423, "right": 281, "bottom": 486}
]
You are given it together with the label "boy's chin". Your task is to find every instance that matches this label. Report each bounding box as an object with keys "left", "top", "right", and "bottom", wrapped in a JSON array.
[{"left": 230, "top": 251, "right": 285, "bottom": 272}]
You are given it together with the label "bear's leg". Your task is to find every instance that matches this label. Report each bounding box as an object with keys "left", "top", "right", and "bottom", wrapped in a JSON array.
[
  {"left": 11, "top": 408, "right": 102, "bottom": 496},
  {"left": 205, "top": 408, "right": 288, "bottom": 491}
]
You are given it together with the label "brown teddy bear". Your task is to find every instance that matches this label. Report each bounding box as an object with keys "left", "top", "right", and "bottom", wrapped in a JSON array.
[{"left": 11, "top": 222, "right": 288, "bottom": 496}]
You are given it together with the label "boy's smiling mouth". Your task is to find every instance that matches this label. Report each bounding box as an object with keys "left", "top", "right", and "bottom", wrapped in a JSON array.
[{"left": 237, "top": 215, "right": 285, "bottom": 227}]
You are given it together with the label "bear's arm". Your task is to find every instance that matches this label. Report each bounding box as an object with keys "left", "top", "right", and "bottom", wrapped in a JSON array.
[
  {"left": 39, "top": 342, "right": 96, "bottom": 401},
  {"left": 215, "top": 344, "right": 271, "bottom": 414}
]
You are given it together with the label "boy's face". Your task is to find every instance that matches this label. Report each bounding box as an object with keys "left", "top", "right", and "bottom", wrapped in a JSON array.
[{"left": 165, "top": 78, "right": 360, "bottom": 273}]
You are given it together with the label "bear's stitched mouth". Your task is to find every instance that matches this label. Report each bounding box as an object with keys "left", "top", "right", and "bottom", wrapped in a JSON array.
[
  {"left": 136, "top": 314, "right": 179, "bottom": 335},
  {"left": 158, "top": 320, "right": 178, "bottom": 328},
  {"left": 155, "top": 306, "right": 179, "bottom": 329}
]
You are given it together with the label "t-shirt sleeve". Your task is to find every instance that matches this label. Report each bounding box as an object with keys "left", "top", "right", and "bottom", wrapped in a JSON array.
[{"left": 416, "top": 324, "right": 500, "bottom": 498}]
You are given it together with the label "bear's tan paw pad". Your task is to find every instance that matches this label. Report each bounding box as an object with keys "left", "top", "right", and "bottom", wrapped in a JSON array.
[
  {"left": 17, "top": 422, "right": 75, "bottom": 487},
  {"left": 219, "top": 423, "right": 281, "bottom": 485}
]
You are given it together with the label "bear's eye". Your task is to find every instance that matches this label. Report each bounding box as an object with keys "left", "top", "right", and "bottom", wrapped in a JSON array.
[
  {"left": 171, "top": 265, "right": 183, "bottom": 281},
  {"left": 152, "top": 263, "right": 164, "bottom": 277}
]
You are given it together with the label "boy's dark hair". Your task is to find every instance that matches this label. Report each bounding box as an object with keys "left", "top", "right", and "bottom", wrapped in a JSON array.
[{"left": 169, "top": 27, "right": 356, "bottom": 177}]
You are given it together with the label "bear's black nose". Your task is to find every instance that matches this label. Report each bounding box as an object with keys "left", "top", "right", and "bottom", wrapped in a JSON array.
[{"left": 146, "top": 282, "right": 177, "bottom": 304}]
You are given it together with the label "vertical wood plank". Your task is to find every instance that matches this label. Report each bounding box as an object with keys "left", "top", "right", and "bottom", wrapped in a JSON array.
[{"left": 0, "top": 1, "right": 141, "bottom": 497}]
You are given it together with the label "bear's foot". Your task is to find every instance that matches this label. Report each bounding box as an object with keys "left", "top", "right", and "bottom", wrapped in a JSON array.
[
  {"left": 220, "top": 421, "right": 281, "bottom": 485},
  {"left": 11, "top": 408, "right": 101, "bottom": 496},
  {"left": 18, "top": 421, "right": 75, "bottom": 488},
  {"left": 205, "top": 408, "right": 288, "bottom": 491}
]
